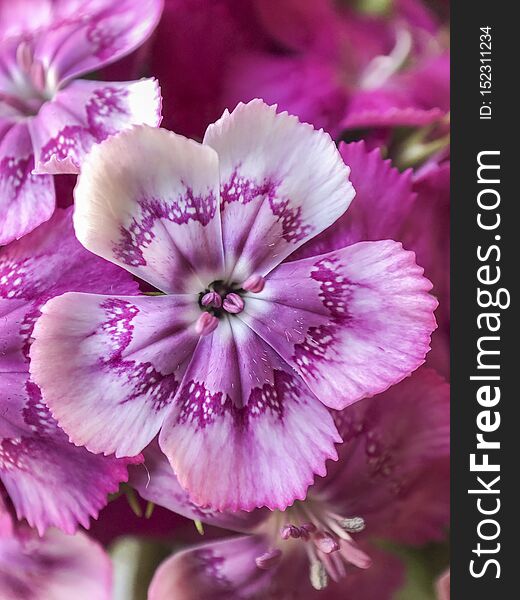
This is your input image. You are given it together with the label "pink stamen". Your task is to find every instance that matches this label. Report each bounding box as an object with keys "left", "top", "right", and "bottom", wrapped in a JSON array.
[
  {"left": 339, "top": 539, "right": 372, "bottom": 569},
  {"left": 16, "top": 41, "right": 34, "bottom": 73},
  {"left": 255, "top": 548, "right": 282, "bottom": 570},
  {"left": 314, "top": 532, "right": 339, "bottom": 554},
  {"left": 201, "top": 291, "right": 222, "bottom": 309},
  {"left": 195, "top": 312, "right": 219, "bottom": 336},
  {"left": 280, "top": 524, "right": 301, "bottom": 540},
  {"left": 242, "top": 274, "right": 265, "bottom": 293},
  {"left": 223, "top": 292, "right": 244, "bottom": 314},
  {"left": 30, "top": 61, "right": 46, "bottom": 94}
]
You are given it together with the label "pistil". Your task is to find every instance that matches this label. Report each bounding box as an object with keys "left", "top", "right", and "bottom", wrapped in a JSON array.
[
  {"left": 222, "top": 292, "right": 244, "bottom": 314},
  {"left": 201, "top": 291, "right": 222, "bottom": 309}
]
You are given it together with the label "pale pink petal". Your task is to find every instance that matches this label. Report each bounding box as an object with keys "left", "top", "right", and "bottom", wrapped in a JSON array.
[
  {"left": 74, "top": 125, "right": 224, "bottom": 294},
  {"left": 0, "top": 206, "right": 138, "bottom": 300},
  {"left": 149, "top": 535, "right": 273, "bottom": 600},
  {"left": 159, "top": 317, "right": 340, "bottom": 511},
  {"left": 0, "top": 122, "right": 54, "bottom": 244},
  {"left": 29, "top": 78, "right": 161, "bottom": 175},
  {"left": 30, "top": 293, "right": 200, "bottom": 457},
  {"left": 32, "top": 0, "right": 163, "bottom": 84},
  {"left": 130, "top": 441, "right": 267, "bottom": 533},
  {"left": 203, "top": 100, "right": 355, "bottom": 280},
  {"left": 240, "top": 240, "right": 437, "bottom": 410},
  {"left": 0, "top": 527, "right": 112, "bottom": 600}
]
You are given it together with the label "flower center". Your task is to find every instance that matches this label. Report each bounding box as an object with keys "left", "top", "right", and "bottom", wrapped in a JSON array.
[
  {"left": 254, "top": 497, "right": 369, "bottom": 591},
  {"left": 195, "top": 274, "right": 265, "bottom": 336},
  {"left": 0, "top": 40, "right": 55, "bottom": 118}
]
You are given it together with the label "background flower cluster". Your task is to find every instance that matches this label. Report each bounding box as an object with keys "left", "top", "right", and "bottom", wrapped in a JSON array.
[{"left": 0, "top": 1, "right": 450, "bottom": 599}]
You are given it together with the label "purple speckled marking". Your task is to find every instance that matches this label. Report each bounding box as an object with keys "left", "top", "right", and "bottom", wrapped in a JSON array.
[
  {"left": 113, "top": 190, "right": 217, "bottom": 267},
  {"left": 87, "top": 10, "right": 124, "bottom": 61},
  {"left": 0, "top": 153, "right": 51, "bottom": 200},
  {"left": 221, "top": 168, "right": 312, "bottom": 243},
  {"left": 335, "top": 410, "right": 405, "bottom": 497},
  {"left": 100, "top": 298, "right": 138, "bottom": 361},
  {"left": 98, "top": 299, "right": 178, "bottom": 412},
  {"left": 40, "top": 87, "right": 129, "bottom": 167},
  {"left": 293, "top": 257, "right": 353, "bottom": 378},
  {"left": 0, "top": 258, "right": 41, "bottom": 301},
  {"left": 86, "top": 87, "right": 129, "bottom": 140},
  {"left": 22, "top": 381, "right": 57, "bottom": 436},
  {"left": 39, "top": 125, "right": 86, "bottom": 166},
  {"left": 0, "top": 437, "right": 36, "bottom": 472},
  {"left": 176, "top": 371, "right": 301, "bottom": 431},
  {"left": 194, "top": 549, "right": 229, "bottom": 587}
]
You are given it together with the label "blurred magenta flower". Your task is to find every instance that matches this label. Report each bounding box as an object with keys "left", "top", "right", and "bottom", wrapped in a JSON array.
[
  {"left": 223, "top": 0, "right": 449, "bottom": 136},
  {"left": 150, "top": 0, "right": 448, "bottom": 139},
  {"left": 0, "top": 0, "right": 163, "bottom": 244},
  {"left": 131, "top": 368, "right": 449, "bottom": 599},
  {"left": 30, "top": 100, "right": 437, "bottom": 512},
  {"left": 0, "top": 495, "right": 112, "bottom": 600},
  {"left": 150, "top": 0, "right": 268, "bottom": 138},
  {"left": 0, "top": 207, "right": 141, "bottom": 534}
]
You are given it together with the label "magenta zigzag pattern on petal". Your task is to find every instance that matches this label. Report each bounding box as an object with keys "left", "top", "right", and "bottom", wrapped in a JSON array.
[
  {"left": 86, "top": 9, "right": 125, "bottom": 60},
  {"left": 113, "top": 190, "right": 217, "bottom": 267},
  {"left": 0, "top": 259, "right": 42, "bottom": 300},
  {"left": 98, "top": 299, "right": 178, "bottom": 412},
  {"left": 40, "top": 87, "right": 130, "bottom": 167},
  {"left": 293, "top": 257, "right": 353, "bottom": 378},
  {"left": 176, "top": 370, "right": 303, "bottom": 432},
  {"left": 221, "top": 168, "right": 312, "bottom": 243},
  {"left": 0, "top": 154, "right": 51, "bottom": 200}
]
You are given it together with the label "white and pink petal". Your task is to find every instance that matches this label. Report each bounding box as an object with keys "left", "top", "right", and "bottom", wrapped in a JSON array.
[
  {"left": 240, "top": 240, "right": 437, "bottom": 410},
  {"left": 0, "top": 121, "right": 54, "bottom": 245},
  {"left": 203, "top": 100, "right": 355, "bottom": 280},
  {"left": 130, "top": 441, "right": 267, "bottom": 533},
  {"left": 30, "top": 293, "right": 200, "bottom": 457},
  {"left": 33, "top": 0, "right": 164, "bottom": 84},
  {"left": 159, "top": 317, "right": 340, "bottom": 512},
  {"left": 30, "top": 78, "right": 161, "bottom": 175},
  {"left": 73, "top": 125, "right": 224, "bottom": 294}
]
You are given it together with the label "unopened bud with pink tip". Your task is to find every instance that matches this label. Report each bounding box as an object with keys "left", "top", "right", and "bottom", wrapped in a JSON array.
[
  {"left": 223, "top": 292, "right": 244, "bottom": 314},
  {"left": 242, "top": 274, "right": 265, "bottom": 293},
  {"left": 195, "top": 312, "right": 219, "bottom": 336}
]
